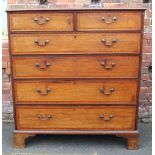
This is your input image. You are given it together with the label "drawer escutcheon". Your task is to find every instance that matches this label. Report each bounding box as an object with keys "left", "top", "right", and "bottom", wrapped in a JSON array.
[
  {"left": 101, "top": 16, "right": 117, "bottom": 24},
  {"left": 35, "top": 61, "right": 51, "bottom": 70},
  {"left": 34, "top": 39, "right": 49, "bottom": 46},
  {"left": 101, "top": 38, "right": 117, "bottom": 47},
  {"left": 35, "top": 87, "right": 52, "bottom": 96},
  {"left": 100, "top": 60, "right": 116, "bottom": 70},
  {"left": 99, "top": 87, "right": 115, "bottom": 96},
  {"left": 34, "top": 16, "right": 50, "bottom": 25},
  {"left": 37, "top": 114, "right": 52, "bottom": 121},
  {"left": 99, "top": 114, "right": 113, "bottom": 121}
]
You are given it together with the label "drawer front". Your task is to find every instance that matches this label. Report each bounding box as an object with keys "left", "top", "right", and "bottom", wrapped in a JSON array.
[
  {"left": 16, "top": 106, "right": 136, "bottom": 130},
  {"left": 14, "top": 79, "right": 137, "bottom": 104},
  {"left": 9, "top": 13, "right": 73, "bottom": 31},
  {"left": 77, "top": 12, "right": 142, "bottom": 31},
  {"left": 13, "top": 55, "right": 139, "bottom": 78},
  {"left": 11, "top": 33, "right": 140, "bottom": 54}
]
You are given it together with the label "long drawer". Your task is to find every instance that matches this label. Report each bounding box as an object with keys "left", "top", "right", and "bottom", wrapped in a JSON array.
[
  {"left": 12, "top": 55, "right": 139, "bottom": 78},
  {"left": 16, "top": 106, "right": 136, "bottom": 130},
  {"left": 11, "top": 33, "right": 141, "bottom": 54},
  {"left": 9, "top": 13, "right": 73, "bottom": 31},
  {"left": 14, "top": 79, "right": 137, "bottom": 104},
  {"left": 77, "top": 12, "right": 142, "bottom": 31}
]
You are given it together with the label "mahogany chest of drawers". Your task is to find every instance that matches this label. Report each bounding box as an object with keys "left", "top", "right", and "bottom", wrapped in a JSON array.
[{"left": 7, "top": 8, "right": 145, "bottom": 149}]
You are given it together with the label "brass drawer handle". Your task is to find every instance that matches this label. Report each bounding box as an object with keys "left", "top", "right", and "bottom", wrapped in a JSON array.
[
  {"left": 101, "top": 38, "right": 117, "bottom": 47},
  {"left": 100, "top": 60, "right": 116, "bottom": 70},
  {"left": 37, "top": 114, "right": 52, "bottom": 121},
  {"left": 34, "top": 16, "right": 50, "bottom": 25},
  {"left": 35, "top": 87, "right": 51, "bottom": 96},
  {"left": 99, "top": 87, "right": 115, "bottom": 96},
  {"left": 35, "top": 61, "right": 51, "bottom": 70},
  {"left": 99, "top": 115, "right": 113, "bottom": 121},
  {"left": 101, "top": 16, "right": 117, "bottom": 24},
  {"left": 34, "top": 39, "right": 49, "bottom": 46}
]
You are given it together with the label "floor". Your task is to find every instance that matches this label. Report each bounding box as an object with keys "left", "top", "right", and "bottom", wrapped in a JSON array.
[{"left": 2, "top": 122, "right": 152, "bottom": 155}]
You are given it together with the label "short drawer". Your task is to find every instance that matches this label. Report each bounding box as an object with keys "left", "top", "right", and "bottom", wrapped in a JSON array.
[
  {"left": 14, "top": 79, "right": 137, "bottom": 104},
  {"left": 77, "top": 12, "right": 142, "bottom": 31},
  {"left": 11, "top": 33, "right": 141, "bottom": 54},
  {"left": 12, "top": 55, "right": 139, "bottom": 78},
  {"left": 16, "top": 106, "right": 136, "bottom": 130},
  {"left": 9, "top": 13, "right": 73, "bottom": 31}
]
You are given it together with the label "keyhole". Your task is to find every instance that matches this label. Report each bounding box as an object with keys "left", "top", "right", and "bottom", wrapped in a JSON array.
[{"left": 74, "top": 35, "right": 77, "bottom": 39}]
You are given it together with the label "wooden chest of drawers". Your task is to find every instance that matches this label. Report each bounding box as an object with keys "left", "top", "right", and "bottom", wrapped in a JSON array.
[{"left": 7, "top": 8, "right": 145, "bottom": 149}]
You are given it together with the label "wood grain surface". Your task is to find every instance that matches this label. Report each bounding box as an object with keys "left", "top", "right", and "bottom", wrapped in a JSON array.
[
  {"left": 9, "top": 13, "right": 73, "bottom": 31},
  {"left": 16, "top": 106, "right": 136, "bottom": 130},
  {"left": 11, "top": 33, "right": 141, "bottom": 54},
  {"left": 12, "top": 55, "right": 139, "bottom": 78},
  {"left": 77, "top": 12, "right": 142, "bottom": 31},
  {"left": 14, "top": 79, "right": 137, "bottom": 104}
]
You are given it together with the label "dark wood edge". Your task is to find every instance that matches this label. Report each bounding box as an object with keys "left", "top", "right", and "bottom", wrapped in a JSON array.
[
  {"left": 10, "top": 31, "right": 142, "bottom": 34},
  {"left": 10, "top": 30, "right": 142, "bottom": 34},
  {"left": 13, "top": 77, "right": 138, "bottom": 80},
  {"left": 6, "top": 8, "right": 146, "bottom": 12},
  {"left": 7, "top": 13, "right": 17, "bottom": 129},
  {"left": 135, "top": 11, "right": 145, "bottom": 130},
  {"left": 11, "top": 53, "right": 141, "bottom": 56},
  {"left": 73, "top": 11, "right": 77, "bottom": 31},
  {"left": 14, "top": 102, "right": 137, "bottom": 105},
  {"left": 15, "top": 105, "right": 137, "bottom": 108},
  {"left": 13, "top": 129, "right": 139, "bottom": 135},
  {"left": 14, "top": 104, "right": 137, "bottom": 106},
  {"left": 12, "top": 52, "right": 140, "bottom": 58}
]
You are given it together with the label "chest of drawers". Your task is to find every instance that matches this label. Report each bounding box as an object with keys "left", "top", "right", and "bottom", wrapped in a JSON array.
[{"left": 7, "top": 8, "right": 145, "bottom": 149}]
